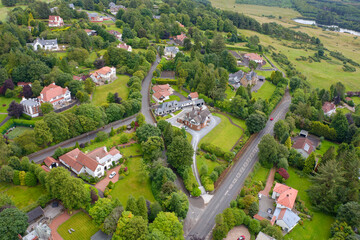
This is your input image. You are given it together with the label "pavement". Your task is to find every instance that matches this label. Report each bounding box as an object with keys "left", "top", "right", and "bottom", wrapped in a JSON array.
[
  {"left": 0, "top": 114, "right": 10, "bottom": 127},
  {"left": 185, "top": 90, "right": 291, "bottom": 239},
  {"left": 94, "top": 165, "right": 122, "bottom": 192}
]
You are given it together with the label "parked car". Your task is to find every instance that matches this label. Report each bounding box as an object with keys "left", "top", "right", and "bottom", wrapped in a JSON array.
[
  {"left": 270, "top": 117, "right": 274, "bottom": 121},
  {"left": 109, "top": 171, "right": 116, "bottom": 179},
  {"left": 238, "top": 236, "right": 245, "bottom": 240},
  {"left": 267, "top": 208, "right": 272, "bottom": 214}
]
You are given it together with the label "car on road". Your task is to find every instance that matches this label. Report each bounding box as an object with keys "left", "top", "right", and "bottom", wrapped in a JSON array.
[
  {"left": 109, "top": 171, "right": 116, "bottom": 179},
  {"left": 267, "top": 208, "right": 272, "bottom": 214},
  {"left": 270, "top": 117, "right": 274, "bottom": 121},
  {"left": 238, "top": 236, "right": 245, "bottom": 240}
]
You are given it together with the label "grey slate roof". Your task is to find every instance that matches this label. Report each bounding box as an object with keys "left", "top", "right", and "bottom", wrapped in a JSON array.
[
  {"left": 68, "top": 3, "right": 75, "bottom": 8},
  {"left": 165, "top": 46, "right": 179, "bottom": 55},
  {"left": 246, "top": 71, "right": 257, "bottom": 81},
  {"left": 27, "top": 206, "right": 44, "bottom": 223},
  {"left": 109, "top": 2, "right": 116, "bottom": 7},
  {"left": 87, "top": 12, "right": 98, "bottom": 18},
  {"left": 91, "top": 230, "right": 111, "bottom": 240},
  {"left": 184, "top": 107, "right": 210, "bottom": 124},
  {"left": 21, "top": 98, "right": 39, "bottom": 107},
  {"left": 29, "top": 38, "right": 58, "bottom": 47},
  {"left": 155, "top": 99, "right": 205, "bottom": 115},
  {"left": 273, "top": 208, "right": 300, "bottom": 230}
]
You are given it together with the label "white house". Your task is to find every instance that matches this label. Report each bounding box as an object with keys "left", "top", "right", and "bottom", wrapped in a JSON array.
[
  {"left": 117, "top": 43, "right": 132, "bottom": 52},
  {"left": 20, "top": 97, "right": 40, "bottom": 118},
  {"left": 86, "top": 147, "right": 122, "bottom": 170},
  {"left": 48, "top": 15, "right": 64, "bottom": 27},
  {"left": 244, "top": 53, "right": 264, "bottom": 64},
  {"left": 90, "top": 66, "right": 117, "bottom": 84},
  {"left": 322, "top": 101, "right": 336, "bottom": 116},
  {"left": 27, "top": 38, "right": 59, "bottom": 51},
  {"left": 38, "top": 83, "right": 71, "bottom": 107},
  {"left": 164, "top": 46, "right": 179, "bottom": 58}
]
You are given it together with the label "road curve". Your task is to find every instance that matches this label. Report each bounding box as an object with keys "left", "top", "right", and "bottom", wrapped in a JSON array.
[{"left": 185, "top": 91, "right": 291, "bottom": 239}]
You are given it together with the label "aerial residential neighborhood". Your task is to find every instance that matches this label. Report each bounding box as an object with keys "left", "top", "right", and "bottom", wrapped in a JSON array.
[{"left": 1, "top": 0, "right": 360, "bottom": 239}]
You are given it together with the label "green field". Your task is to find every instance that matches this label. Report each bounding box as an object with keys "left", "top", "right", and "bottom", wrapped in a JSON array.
[
  {"left": 0, "top": 114, "right": 7, "bottom": 123},
  {"left": 284, "top": 168, "right": 334, "bottom": 240},
  {"left": 58, "top": 212, "right": 99, "bottom": 240},
  {"left": 0, "top": 182, "right": 48, "bottom": 211},
  {"left": 110, "top": 157, "right": 155, "bottom": 206},
  {"left": 315, "top": 139, "right": 338, "bottom": 157},
  {"left": 92, "top": 75, "right": 130, "bottom": 106},
  {"left": 0, "top": 96, "right": 20, "bottom": 113},
  {"left": 82, "top": 132, "right": 134, "bottom": 153},
  {"left": 164, "top": 95, "right": 181, "bottom": 102},
  {"left": 252, "top": 81, "right": 276, "bottom": 101},
  {"left": 6, "top": 127, "right": 33, "bottom": 140},
  {"left": 200, "top": 113, "right": 244, "bottom": 151},
  {"left": 119, "top": 143, "right": 143, "bottom": 157},
  {"left": 196, "top": 154, "right": 227, "bottom": 176}
]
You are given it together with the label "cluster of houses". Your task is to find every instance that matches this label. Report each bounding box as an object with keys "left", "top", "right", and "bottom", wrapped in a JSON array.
[
  {"left": 154, "top": 98, "right": 204, "bottom": 115},
  {"left": 228, "top": 70, "right": 264, "bottom": 89},
  {"left": 109, "top": 2, "right": 127, "bottom": 15}
]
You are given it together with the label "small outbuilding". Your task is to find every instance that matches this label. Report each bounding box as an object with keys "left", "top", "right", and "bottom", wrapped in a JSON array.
[
  {"left": 27, "top": 206, "right": 44, "bottom": 223},
  {"left": 299, "top": 130, "right": 308, "bottom": 138}
]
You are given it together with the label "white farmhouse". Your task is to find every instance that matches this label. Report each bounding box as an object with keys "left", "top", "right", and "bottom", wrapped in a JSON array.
[
  {"left": 27, "top": 38, "right": 59, "bottom": 51},
  {"left": 38, "top": 83, "right": 71, "bottom": 107},
  {"left": 90, "top": 66, "right": 117, "bottom": 84}
]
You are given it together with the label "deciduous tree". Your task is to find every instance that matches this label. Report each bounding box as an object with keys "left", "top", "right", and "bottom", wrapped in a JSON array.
[
  {"left": 0, "top": 208, "right": 28, "bottom": 239},
  {"left": 7, "top": 101, "right": 23, "bottom": 118}
]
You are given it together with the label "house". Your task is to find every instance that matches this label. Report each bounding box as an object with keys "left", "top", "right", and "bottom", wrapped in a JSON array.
[
  {"left": 322, "top": 101, "right": 336, "bottom": 116},
  {"left": 23, "top": 223, "right": 51, "bottom": 240},
  {"left": 73, "top": 75, "right": 82, "bottom": 81},
  {"left": 346, "top": 97, "right": 352, "bottom": 101},
  {"left": 153, "top": 15, "right": 161, "bottom": 20},
  {"left": 59, "top": 147, "right": 122, "bottom": 177},
  {"left": 44, "top": 156, "right": 59, "bottom": 169},
  {"left": 244, "top": 53, "right": 264, "bottom": 64},
  {"left": 292, "top": 137, "right": 314, "bottom": 158},
  {"left": 48, "top": 16, "right": 64, "bottom": 27},
  {"left": 68, "top": 3, "right": 75, "bottom": 9},
  {"left": 177, "top": 106, "right": 211, "bottom": 130},
  {"left": 173, "top": 33, "right": 187, "bottom": 45},
  {"left": 27, "top": 38, "right": 59, "bottom": 51},
  {"left": 87, "top": 12, "right": 103, "bottom": 22},
  {"left": 273, "top": 208, "right": 300, "bottom": 233},
  {"left": 50, "top": 7, "right": 58, "bottom": 13},
  {"left": 84, "top": 29, "right": 97, "bottom": 36},
  {"left": 188, "top": 92, "right": 198, "bottom": 100},
  {"left": 20, "top": 97, "right": 41, "bottom": 118},
  {"left": 90, "top": 66, "right": 117, "bottom": 84},
  {"left": 155, "top": 99, "right": 205, "bottom": 116},
  {"left": 117, "top": 43, "right": 132, "bottom": 52},
  {"left": 228, "top": 70, "right": 258, "bottom": 89},
  {"left": 109, "top": 4, "right": 127, "bottom": 15},
  {"left": 39, "top": 83, "right": 71, "bottom": 107},
  {"left": 256, "top": 232, "right": 276, "bottom": 240},
  {"left": 108, "top": 30, "right": 122, "bottom": 41},
  {"left": 152, "top": 84, "right": 173, "bottom": 103},
  {"left": 17, "top": 82, "right": 32, "bottom": 87},
  {"left": 176, "top": 21, "right": 184, "bottom": 28},
  {"left": 27, "top": 206, "right": 44, "bottom": 223},
  {"left": 164, "top": 46, "right": 180, "bottom": 58}
]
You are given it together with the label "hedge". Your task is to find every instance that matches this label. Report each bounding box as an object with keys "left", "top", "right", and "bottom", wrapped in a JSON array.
[
  {"left": 153, "top": 78, "right": 178, "bottom": 85},
  {"left": 0, "top": 119, "right": 36, "bottom": 134},
  {"left": 200, "top": 143, "right": 234, "bottom": 161}
]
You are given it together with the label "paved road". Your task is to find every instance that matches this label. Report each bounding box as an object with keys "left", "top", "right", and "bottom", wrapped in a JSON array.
[
  {"left": 141, "top": 55, "right": 160, "bottom": 125},
  {"left": 185, "top": 91, "right": 291, "bottom": 239}
]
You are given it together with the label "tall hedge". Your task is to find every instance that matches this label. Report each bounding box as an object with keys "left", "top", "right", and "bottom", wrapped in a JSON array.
[
  {"left": 25, "top": 172, "right": 37, "bottom": 186},
  {"left": 13, "top": 170, "right": 20, "bottom": 185}
]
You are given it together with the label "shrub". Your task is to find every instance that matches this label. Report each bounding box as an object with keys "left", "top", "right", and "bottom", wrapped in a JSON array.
[
  {"left": 191, "top": 187, "right": 201, "bottom": 197},
  {"left": 96, "top": 131, "right": 108, "bottom": 142},
  {"left": 19, "top": 171, "right": 26, "bottom": 185},
  {"left": 120, "top": 134, "right": 129, "bottom": 144},
  {"left": 37, "top": 194, "right": 52, "bottom": 207},
  {"left": 210, "top": 171, "right": 219, "bottom": 182},
  {"left": 12, "top": 170, "right": 20, "bottom": 185},
  {"left": 25, "top": 172, "right": 37, "bottom": 186},
  {"left": 153, "top": 78, "right": 178, "bottom": 85},
  {"left": 277, "top": 168, "right": 289, "bottom": 180},
  {"left": 274, "top": 172, "right": 284, "bottom": 183}
]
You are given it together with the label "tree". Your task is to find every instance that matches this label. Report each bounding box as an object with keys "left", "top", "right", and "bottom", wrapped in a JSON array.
[
  {"left": 246, "top": 111, "right": 267, "bottom": 134},
  {"left": 22, "top": 85, "right": 33, "bottom": 98},
  {"left": 24, "top": 172, "right": 37, "bottom": 186},
  {"left": 7, "top": 101, "right": 23, "bottom": 118},
  {"left": 337, "top": 202, "right": 360, "bottom": 229},
  {"left": 303, "top": 152, "right": 316, "bottom": 174},
  {"left": 89, "top": 198, "right": 115, "bottom": 225},
  {"left": 40, "top": 102, "right": 53, "bottom": 115},
  {"left": 258, "top": 134, "right": 278, "bottom": 167},
  {"left": 136, "top": 196, "right": 148, "bottom": 221},
  {"left": 84, "top": 78, "right": 95, "bottom": 94},
  {"left": 285, "top": 136, "right": 292, "bottom": 149},
  {"left": 136, "top": 113, "right": 145, "bottom": 126},
  {"left": 126, "top": 195, "right": 138, "bottom": 215},
  {"left": 248, "top": 60, "right": 258, "bottom": 70},
  {"left": 167, "top": 136, "right": 194, "bottom": 172},
  {"left": 213, "top": 213, "right": 229, "bottom": 240},
  {"left": 274, "top": 120, "right": 289, "bottom": 140},
  {"left": 59, "top": 177, "right": 90, "bottom": 210},
  {"left": 321, "top": 146, "right": 336, "bottom": 165},
  {"left": 248, "top": 201, "right": 259, "bottom": 217},
  {"left": 113, "top": 212, "right": 148, "bottom": 240},
  {"left": 210, "top": 34, "right": 225, "bottom": 54},
  {"left": 103, "top": 206, "right": 124, "bottom": 235},
  {"left": 34, "top": 120, "right": 53, "bottom": 146},
  {"left": 149, "top": 212, "right": 184, "bottom": 239},
  {"left": 2, "top": 79, "right": 14, "bottom": 95},
  {"left": 0, "top": 165, "right": 14, "bottom": 183},
  {"left": 0, "top": 208, "right": 28, "bottom": 239},
  {"left": 164, "top": 191, "right": 189, "bottom": 219},
  {"left": 145, "top": 50, "right": 156, "bottom": 63},
  {"left": 32, "top": 80, "right": 42, "bottom": 97},
  {"left": 330, "top": 112, "right": 349, "bottom": 142},
  {"left": 8, "top": 156, "right": 21, "bottom": 170},
  {"left": 67, "top": 48, "right": 89, "bottom": 64},
  {"left": 183, "top": 38, "right": 192, "bottom": 50},
  {"left": 141, "top": 136, "right": 164, "bottom": 162},
  {"left": 0, "top": 193, "right": 13, "bottom": 208},
  {"left": 149, "top": 202, "right": 162, "bottom": 222},
  {"left": 94, "top": 58, "right": 105, "bottom": 69},
  {"left": 44, "top": 112, "right": 69, "bottom": 142},
  {"left": 163, "top": 123, "right": 174, "bottom": 146},
  {"left": 136, "top": 124, "right": 161, "bottom": 143}
]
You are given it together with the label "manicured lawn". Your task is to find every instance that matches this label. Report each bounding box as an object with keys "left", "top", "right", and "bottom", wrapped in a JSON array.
[
  {"left": 250, "top": 165, "right": 269, "bottom": 185},
  {"left": 252, "top": 81, "right": 276, "bottom": 101},
  {"left": 82, "top": 132, "right": 134, "bottom": 153},
  {"left": 315, "top": 140, "right": 338, "bottom": 156},
  {"left": 0, "top": 182, "right": 48, "bottom": 211},
  {"left": 58, "top": 212, "right": 99, "bottom": 240},
  {"left": 200, "top": 113, "right": 244, "bottom": 151},
  {"left": 196, "top": 154, "right": 227, "bottom": 176},
  {"left": 119, "top": 143, "right": 143, "bottom": 157},
  {"left": 110, "top": 157, "right": 155, "bottom": 205},
  {"left": 6, "top": 126, "right": 33, "bottom": 140},
  {"left": 55, "top": 52, "right": 67, "bottom": 59},
  {"left": 164, "top": 95, "right": 181, "bottom": 102},
  {"left": 284, "top": 168, "right": 334, "bottom": 240},
  {"left": 351, "top": 96, "right": 360, "bottom": 106},
  {"left": 0, "top": 96, "right": 20, "bottom": 113},
  {"left": 92, "top": 75, "right": 130, "bottom": 106},
  {"left": 0, "top": 114, "right": 7, "bottom": 123},
  {"left": 226, "top": 113, "right": 247, "bottom": 131}
]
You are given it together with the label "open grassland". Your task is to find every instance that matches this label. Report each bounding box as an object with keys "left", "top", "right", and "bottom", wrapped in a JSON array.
[
  {"left": 92, "top": 75, "right": 129, "bottom": 105},
  {"left": 110, "top": 157, "right": 155, "bottom": 206},
  {"left": 252, "top": 81, "right": 276, "bottom": 100},
  {"left": 200, "top": 113, "right": 244, "bottom": 151},
  {"left": 58, "top": 212, "right": 99, "bottom": 240},
  {"left": 285, "top": 168, "right": 334, "bottom": 240},
  {"left": 211, "top": 0, "right": 360, "bottom": 91},
  {"left": 0, "top": 182, "right": 48, "bottom": 211}
]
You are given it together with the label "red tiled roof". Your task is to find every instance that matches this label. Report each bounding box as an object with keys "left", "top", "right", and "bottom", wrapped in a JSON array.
[
  {"left": 73, "top": 76, "right": 82, "bottom": 81},
  {"left": 153, "top": 91, "right": 164, "bottom": 100},
  {"left": 117, "top": 43, "right": 130, "bottom": 50},
  {"left": 84, "top": 29, "right": 92, "bottom": 33},
  {"left": 41, "top": 165, "right": 50, "bottom": 172},
  {"left": 254, "top": 214, "right": 266, "bottom": 221},
  {"left": 109, "top": 147, "right": 120, "bottom": 155},
  {"left": 49, "top": 15, "right": 58, "bottom": 21},
  {"left": 346, "top": 97, "right": 352, "bottom": 101},
  {"left": 59, "top": 148, "right": 100, "bottom": 172},
  {"left": 277, "top": 208, "right": 286, "bottom": 220},
  {"left": 322, "top": 101, "right": 336, "bottom": 113},
  {"left": 77, "top": 152, "right": 99, "bottom": 172},
  {"left": 175, "top": 33, "right": 187, "bottom": 42},
  {"left": 292, "top": 137, "right": 314, "bottom": 154},
  {"left": 39, "top": 83, "right": 68, "bottom": 102},
  {"left": 244, "top": 53, "right": 263, "bottom": 61},
  {"left": 270, "top": 216, "right": 276, "bottom": 225},
  {"left": 189, "top": 92, "right": 198, "bottom": 99},
  {"left": 273, "top": 183, "right": 298, "bottom": 209},
  {"left": 17, "top": 82, "right": 31, "bottom": 87},
  {"left": 87, "top": 147, "right": 108, "bottom": 160},
  {"left": 44, "top": 156, "right": 58, "bottom": 167}
]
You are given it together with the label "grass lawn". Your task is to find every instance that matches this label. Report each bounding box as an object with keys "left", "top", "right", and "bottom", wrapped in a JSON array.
[
  {"left": 119, "top": 143, "right": 143, "bottom": 157},
  {"left": 0, "top": 114, "right": 7, "bottom": 123},
  {"left": 351, "top": 96, "right": 360, "bottom": 106},
  {"left": 164, "top": 95, "right": 181, "bottom": 102},
  {"left": 92, "top": 75, "right": 130, "bottom": 106},
  {"left": 196, "top": 154, "right": 227, "bottom": 176},
  {"left": 58, "top": 212, "right": 99, "bottom": 240},
  {"left": 225, "top": 85, "right": 236, "bottom": 100},
  {"left": 250, "top": 165, "right": 269, "bottom": 185},
  {"left": 315, "top": 140, "right": 338, "bottom": 157},
  {"left": 0, "top": 182, "right": 48, "bottom": 211},
  {"left": 255, "top": 70, "right": 273, "bottom": 79},
  {"left": 6, "top": 127, "right": 33, "bottom": 140},
  {"left": 225, "top": 113, "right": 247, "bottom": 131},
  {"left": 82, "top": 132, "right": 134, "bottom": 153},
  {"left": 110, "top": 157, "right": 155, "bottom": 205},
  {"left": 0, "top": 96, "right": 20, "bottom": 113},
  {"left": 252, "top": 81, "right": 276, "bottom": 101},
  {"left": 200, "top": 113, "right": 244, "bottom": 151},
  {"left": 55, "top": 52, "right": 67, "bottom": 59},
  {"left": 171, "top": 85, "right": 189, "bottom": 98},
  {"left": 284, "top": 168, "right": 334, "bottom": 240}
]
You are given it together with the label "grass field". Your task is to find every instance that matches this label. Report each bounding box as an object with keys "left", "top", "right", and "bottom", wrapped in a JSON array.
[
  {"left": 92, "top": 75, "right": 130, "bottom": 106},
  {"left": 315, "top": 139, "right": 338, "bottom": 157},
  {"left": 196, "top": 154, "right": 227, "bottom": 176},
  {"left": 110, "top": 157, "right": 155, "bottom": 205},
  {"left": 284, "top": 168, "right": 334, "bottom": 240},
  {"left": 82, "top": 132, "right": 134, "bottom": 153},
  {"left": 0, "top": 114, "right": 7, "bottom": 123},
  {"left": 249, "top": 165, "right": 269, "bottom": 186},
  {"left": 164, "top": 95, "right": 181, "bottom": 102},
  {"left": 252, "top": 81, "right": 276, "bottom": 101},
  {"left": 0, "top": 96, "right": 20, "bottom": 113},
  {"left": 6, "top": 127, "right": 33, "bottom": 140},
  {"left": 119, "top": 143, "right": 143, "bottom": 157},
  {"left": 200, "top": 113, "right": 244, "bottom": 151},
  {"left": 58, "top": 212, "right": 99, "bottom": 240},
  {"left": 0, "top": 182, "right": 48, "bottom": 211},
  {"left": 351, "top": 96, "right": 360, "bottom": 105}
]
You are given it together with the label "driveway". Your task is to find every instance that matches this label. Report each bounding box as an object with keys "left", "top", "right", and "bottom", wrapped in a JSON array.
[
  {"left": 95, "top": 165, "right": 122, "bottom": 192},
  {"left": 224, "top": 225, "right": 251, "bottom": 240},
  {"left": 259, "top": 168, "right": 275, "bottom": 197}
]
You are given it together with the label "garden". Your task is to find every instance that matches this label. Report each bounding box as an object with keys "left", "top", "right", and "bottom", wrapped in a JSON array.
[
  {"left": 252, "top": 81, "right": 277, "bottom": 101},
  {"left": 5, "top": 126, "right": 33, "bottom": 140},
  {"left": 58, "top": 212, "right": 99, "bottom": 240},
  {"left": 92, "top": 75, "right": 130, "bottom": 106},
  {"left": 0, "top": 96, "right": 20, "bottom": 113}
]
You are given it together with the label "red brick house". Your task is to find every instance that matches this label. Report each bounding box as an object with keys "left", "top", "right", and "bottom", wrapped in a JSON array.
[{"left": 177, "top": 107, "right": 211, "bottom": 130}]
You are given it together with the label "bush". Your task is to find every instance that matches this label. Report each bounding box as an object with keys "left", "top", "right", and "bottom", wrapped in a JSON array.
[
  {"left": 191, "top": 187, "right": 201, "bottom": 197},
  {"left": 25, "top": 171, "right": 37, "bottom": 186},
  {"left": 274, "top": 172, "right": 284, "bottom": 183},
  {"left": 37, "top": 194, "right": 52, "bottom": 207},
  {"left": 12, "top": 170, "right": 20, "bottom": 185},
  {"left": 277, "top": 168, "right": 289, "bottom": 180},
  {"left": 120, "top": 134, "right": 129, "bottom": 144},
  {"left": 210, "top": 171, "right": 219, "bottom": 182},
  {"left": 153, "top": 78, "right": 178, "bottom": 85},
  {"left": 96, "top": 131, "right": 108, "bottom": 142}
]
